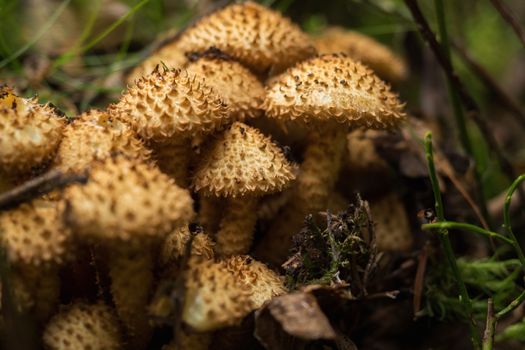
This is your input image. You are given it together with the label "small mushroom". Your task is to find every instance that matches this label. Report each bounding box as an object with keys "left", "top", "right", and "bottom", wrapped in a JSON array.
[
  {"left": 64, "top": 156, "right": 194, "bottom": 349},
  {"left": 0, "top": 86, "right": 65, "bottom": 176},
  {"left": 185, "top": 53, "right": 265, "bottom": 120},
  {"left": 42, "top": 302, "right": 122, "bottom": 350},
  {"left": 109, "top": 67, "right": 230, "bottom": 187},
  {"left": 160, "top": 224, "right": 215, "bottom": 269},
  {"left": 176, "top": 2, "right": 316, "bottom": 74},
  {"left": 54, "top": 109, "right": 150, "bottom": 173},
  {"left": 193, "top": 122, "right": 295, "bottom": 257},
  {"left": 0, "top": 199, "right": 71, "bottom": 321},
  {"left": 183, "top": 255, "right": 285, "bottom": 331},
  {"left": 369, "top": 192, "right": 413, "bottom": 252},
  {"left": 313, "top": 26, "right": 407, "bottom": 82},
  {"left": 256, "top": 54, "right": 406, "bottom": 265}
]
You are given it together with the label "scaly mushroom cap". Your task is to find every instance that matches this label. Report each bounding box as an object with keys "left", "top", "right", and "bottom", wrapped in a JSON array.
[
  {"left": 160, "top": 225, "right": 215, "bottom": 267},
  {"left": 264, "top": 54, "right": 406, "bottom": 129},
  {"left": 185, "top": 54, "right": 265, "bottom": 120},
  {"left": 54, "top": 110, "right": 151, "bottom": 172},
  {"left": 313, "top": 27, "right": 407, "bottom": 82},
  {"left": 108, "top": 67, "right": 229, "bottom": 141},
  {"left": 0, "top": 87, "right": 65, "bottom": 174},
  {"left": 126, "top": 40, "right": 188, "bottom": 85},
  {"left": 0, "top": 200, "right": 70, "bottom": 266},
  {"left": 64, "top": 156, "right": 194, "bottom": 243},
  {"left": 223, "top": 256, "right": 286, "bottom": 309},
  {"left": 177, "top": 2, "right": 316, "bottom": 73},
  {"left": 193, "top": 122, "right": 296, "bottom": 198},
  {"left": 183, "top": 260, "right": 254, "bottom": 331},
  {"left": 42, "top": 302, "right": 121, "bottom": 350}
]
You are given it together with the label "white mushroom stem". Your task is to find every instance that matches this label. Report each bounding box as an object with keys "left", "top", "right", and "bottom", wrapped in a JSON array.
[
  {"left": 215, "top": 196, "right": 258, "bottom": 257},
  {"left": 255, "top": 126, "right": 347, "bottom": 265},
  {"left": 149, "top": 139, "right": 191, "bottom": 188},
  {"left": 108, "top": 245, "right": 153, "bottom": 350}
]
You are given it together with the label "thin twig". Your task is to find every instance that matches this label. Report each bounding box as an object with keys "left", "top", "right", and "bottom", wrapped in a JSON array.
[
  {"left": 413, "top": 243, "right": 429, "bottom": 317},
  {"left": 496, "top": 290, "right": 525, "bottom": 319},
  {"left": 422, "top": 222, "right": 514, "bottom": 245},
  {"left": 424, "top": 132, "right": 481, "bottom": 349},
  {"left": 482, "top": 299, "right": 496, "bottom": 350},
  {"left": 0, "top": 170, "right": 88, "bottom": 211},
  {"left": 452, "top": 42, "right": 525, "bottom": 130},
  {"left": 489, "top": 0, "right": 525, "bottom": 47},
  {"left": 503, "top": 174, "right": 525, "bottom": 268}
]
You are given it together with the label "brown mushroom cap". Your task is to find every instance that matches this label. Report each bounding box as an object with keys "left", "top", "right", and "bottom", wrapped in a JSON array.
[
  {"left": 64, "top": 156, "right": 194, "bottom": 243},
  {"left": 264, "top": 54, "right": 406, "bottom": 129},
  {"left": 108, "top": 67, "right": 230, "bottom": 141},
  {"left": 313, "top": 27, "right": 407, "bottom": 82},
  {"left": 183, "top": 260, "right": 254, "bottom": 331},
  {"left": 54, "top": 109, "right": 151, "bottom": 172},
  {"left": 42, "top": 302, "right": 121, "bottom": 350},
  {"left": 185, "top": 55, "right": 265, "bottom": 120},
  {"left": 193, "top": 122, "right": 296, "bottom": 198},
  {"left": 223, "top": 256, "right": 286, "bottom": 309},
  {"left": 177, "top": 2, "right": 316, "bottom": 73},
  {"left": 0, "top": 199, "right": 70, "bottom": 266},
  {"left": 0, "top": 87, "right": 65, "bottom": 174},
  {"left": 160, "top": 225, "right": 215, "bottom": 267}
]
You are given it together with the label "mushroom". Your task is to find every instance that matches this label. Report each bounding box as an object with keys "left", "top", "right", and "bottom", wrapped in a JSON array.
[
  {"left": 0, "top": 85, "right": 65, "bottom": 176},
  {"left": 183, "top": 255, "right": 286, "bottom": 331},
  {"left": 256, "top": 54, "right": 406, "bottom": 265},
  {"left": 192, "top": 122, "right": 296, "bottom": 257},
  {"left": 185, "top": 51, "right": 265, "bottom": 120},
  {"left": 176, "top": 1, "right": 316, "bottom": 75},
  {"left": 182, "top": 260, "right": 254, "bottom": 332},
  {"left": 42, "top": 302, "right": 122, "bottom": 350},
  {"left": 108, "top": 67, "right": 230, "bottom": 187},
  {"left": 64, "top": 156, "right": 194, "bottom": 349},
  {"left": 369, "top": 192, "right": 413, "bottom": 252},
  {"left": 0, "top": 199, "right": 71, "bottom": 321},
  {"left": 313, "top": 27, "right": 407, "bottom": 82},
  {"left": 159, "top": 224, "right": 215, "bottom": 269},
  {"left": 54, "top": 109, "right": 150, "bottom": 173}
]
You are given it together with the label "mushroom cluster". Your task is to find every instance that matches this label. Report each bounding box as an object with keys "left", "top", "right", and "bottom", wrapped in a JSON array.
[{"left": 0, "top": 2, "right": 410, "bottom": 349}]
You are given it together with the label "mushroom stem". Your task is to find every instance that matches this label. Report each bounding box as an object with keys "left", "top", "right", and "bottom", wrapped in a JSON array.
[
  {"left": 255, "top": 126, "right": 347, "bottom": 265},
  {"left": 150, "top": 139, "right": 191, "bottom": 188},
  {"left": 198, "top": 195, "right": 223, "bottom": 234},
  {"left": 216, "top": 197, "right": 258, "bottom": 257},
  {"left": 108, "top": 245, "right": 153, "bottom": 349},
  {"left": 18, "top": 264, "right": 60, "bottom": 322}
]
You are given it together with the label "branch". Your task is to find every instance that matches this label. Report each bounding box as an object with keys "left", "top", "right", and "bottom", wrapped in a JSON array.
[
  {"left": 0, "top": 170, "right": 88, "bottom": 211},
  {"left": 422, "top": 221, "right": 514, "bottom": 245},
  {"left": 482, "top": 299, "right": 496, "bottom": 350},
  {"left": 489, "top": 0, "right": 525, "bottom": 47}
]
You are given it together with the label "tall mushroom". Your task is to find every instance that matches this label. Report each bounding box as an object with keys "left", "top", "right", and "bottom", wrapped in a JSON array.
[
  {"left": 184, "top": 51, "right": 266, "bottom": 232},
  {"left": 108, "top": 67, "right": 230, "bottom": 188},
  {"left": 0, "top": 199, "right": 71, "bottom": 321},
  {"left": 256, "top": 54, "right": 406, "bottom": 265},
  {"left": 64, "top": 156, "right": 194, "bottom": 349},
  {"left": 192, "top": 122, "right": 296, "bottom": 257}
]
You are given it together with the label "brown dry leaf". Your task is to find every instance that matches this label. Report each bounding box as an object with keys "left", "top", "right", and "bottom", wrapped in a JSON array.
[{"left": 254, "top": 291, "right": 336, "bottom": 349}]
